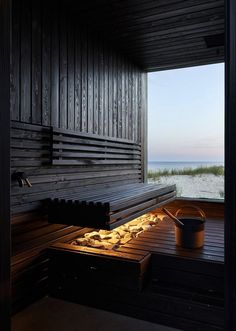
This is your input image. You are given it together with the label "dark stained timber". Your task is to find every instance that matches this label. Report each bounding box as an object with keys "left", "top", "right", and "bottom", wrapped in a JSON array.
[
  {"left": 11, "top": 0, "right": 148, "bottom": 138},
  {"left": 81, "top": 25, "right": 88, "bottom": 133},
  {"left": 49, "top": 217, "right": 224, "bottom": 331},
  {"left": 11, "top": 121, "right": 144, "bottom": 216},
  {"left": 0, "top": 0, "right": 11, "bottom": 329},
  {"left": 59, "top": 6, "right": 68, "bottom": 130},
  {"left": 87, "top": 35, "right": 94, "bottom": 133},
  {"left": 20, "top": 0, "right": 31, "bottom": 123},
  {"left": 225, "top": 0, "right": 236, "bottom": 329},
  {"left": 74, "top": 20, "right": 81, "bottom": 132},
  {"left": 11, "top": 0, "right": 20, "bottom": 121},
  {"left": 51, "top": 4, "right": 59, "bottom": 127},
  {"left": 49, "top": 243, "right": 151, "bottom": 291},
  {"left": 140, "top": 73, "right": 147, "bottom": 183},
  {"left": 10, "top": 0, "right": 147, "bottom": 303},
  {"left": 51, "top": 127, "right": 142, "bottom": 167},
  {"left": 9, "top": 1, "right": 226, "bottom": 329},
  {"left": 48, "top": 183, "right": 176, "bottom": 229},
  {"left": 31, "top": 0, "right": 42, "bottom": 124},
  {"left": 42, "top": 2, "right": 51, "bottom": 127},
  {"left": 67, "top": 16, "right": 75, "bottom": 131},
  {"left": 65, "top": 0, "right": 225, "bottom": 71}
]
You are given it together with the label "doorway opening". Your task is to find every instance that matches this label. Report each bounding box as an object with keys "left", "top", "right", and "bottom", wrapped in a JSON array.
[{"left": 148, "top": 63, "right": 224, "bottom": 200}]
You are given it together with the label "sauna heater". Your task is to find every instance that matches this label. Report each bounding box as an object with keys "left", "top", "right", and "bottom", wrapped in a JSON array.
[{"left": 48, "top": 182, "right": 176, "bottom": 296}]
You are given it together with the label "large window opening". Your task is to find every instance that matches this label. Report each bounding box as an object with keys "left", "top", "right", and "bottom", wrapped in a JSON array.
[{"left": 148, "top": 63, "right": 224, "bottom": 199}]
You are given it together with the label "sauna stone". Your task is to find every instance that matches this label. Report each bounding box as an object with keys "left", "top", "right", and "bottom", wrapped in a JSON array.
[{"left": 71, "top": 213, "right": 160, "bottom": 251}]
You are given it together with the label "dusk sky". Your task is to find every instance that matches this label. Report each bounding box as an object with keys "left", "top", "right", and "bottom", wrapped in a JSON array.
[{"left": 148, "top": 63, "right": 224, "bottom": 162}]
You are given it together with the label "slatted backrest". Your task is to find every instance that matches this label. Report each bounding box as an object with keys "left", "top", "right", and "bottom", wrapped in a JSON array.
[
  {"left": 11, "top": 121, "right": 143, "bottom": 215},
  {"left": 11, "top": 121, "right": 51, "bottom": 168},
  {"left": 51, "top": 127, "right": 142, "bottom": 166}
]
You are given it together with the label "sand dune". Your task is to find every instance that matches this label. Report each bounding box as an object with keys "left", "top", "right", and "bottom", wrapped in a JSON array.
[{"left": 149, "top": 174, "right": 224, "bottom": 199}]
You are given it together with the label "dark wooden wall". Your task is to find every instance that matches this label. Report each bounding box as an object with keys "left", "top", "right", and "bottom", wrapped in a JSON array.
[
  {"left": 10, "top": 0, "right": 147, "bottom": 312},
  {"left": 0, "top": 0, "right": 11, "bottom": 329},
  {"left": 11, "top": 0, "right": 146, "bottom": 140}
]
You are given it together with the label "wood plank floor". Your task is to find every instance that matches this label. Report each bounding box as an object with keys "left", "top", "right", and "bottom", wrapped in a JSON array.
[
  {"left": 49, "top": 217, "right": 224, "bottom": 331},
  {"left": 120, "top": 217, "right": 224, "bottom": 264}
]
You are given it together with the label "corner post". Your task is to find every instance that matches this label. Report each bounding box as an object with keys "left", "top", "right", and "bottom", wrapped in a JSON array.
[
  {"left": 0, "top": 0, "right": 11, "bottom": 330},
  {"left": 225, "top": 0, "right": 236, "bottom": 329}
]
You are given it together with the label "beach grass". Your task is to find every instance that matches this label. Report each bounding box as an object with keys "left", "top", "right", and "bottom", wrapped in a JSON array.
[{"left": 148, "top": 165, "right": 224, "bottom": 181}]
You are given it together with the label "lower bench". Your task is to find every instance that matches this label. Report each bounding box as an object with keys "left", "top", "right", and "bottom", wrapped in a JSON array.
[{"left": 48, "top": 243, "right": 151, "bottom": 292}]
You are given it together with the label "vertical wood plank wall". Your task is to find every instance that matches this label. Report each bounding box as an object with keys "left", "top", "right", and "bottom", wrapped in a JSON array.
[{"left": 10, "top": 0, "right": 147, "bottom": 312}]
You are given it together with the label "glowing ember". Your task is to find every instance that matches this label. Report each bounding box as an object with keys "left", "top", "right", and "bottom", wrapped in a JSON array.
[{"left": 71, "top": 213, "right": 161, "bottom": 250}]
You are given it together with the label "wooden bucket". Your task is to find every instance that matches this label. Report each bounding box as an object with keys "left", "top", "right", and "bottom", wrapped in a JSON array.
[{"left": 174, "top": 206, "right": 206, "bottom": 249}]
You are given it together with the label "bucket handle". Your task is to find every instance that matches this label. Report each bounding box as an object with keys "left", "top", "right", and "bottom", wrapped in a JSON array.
[{"left": 175, "top": 205, "right": 206, "bottom": 223}]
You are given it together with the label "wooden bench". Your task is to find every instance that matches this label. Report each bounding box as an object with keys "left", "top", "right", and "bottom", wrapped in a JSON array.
[
  {"left": 48, "top": 183, "right": 176, "bottom": 229},
  {"left": 48, "top": 217, "right": 224, "bottom": 331}
]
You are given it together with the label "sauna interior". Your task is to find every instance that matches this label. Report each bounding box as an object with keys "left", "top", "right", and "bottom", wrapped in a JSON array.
[{"left": 1, "top": 0, "right": 234, "bottom": 330}]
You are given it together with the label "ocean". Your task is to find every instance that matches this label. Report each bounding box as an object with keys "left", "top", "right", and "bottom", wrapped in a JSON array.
[{"left": 148, "top": 161, "right": 224, "bottom": 172}]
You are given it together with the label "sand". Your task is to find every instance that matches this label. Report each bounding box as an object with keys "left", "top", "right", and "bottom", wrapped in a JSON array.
[{"left": 149, "top": 174, "right": 224, "bottom": 199}]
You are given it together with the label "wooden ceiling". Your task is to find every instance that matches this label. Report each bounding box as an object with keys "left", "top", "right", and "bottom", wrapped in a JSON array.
[{"left": 70, "top": 0, "right": 225, "bottom": 71}]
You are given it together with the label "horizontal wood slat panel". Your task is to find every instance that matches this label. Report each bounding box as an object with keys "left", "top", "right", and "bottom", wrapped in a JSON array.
[
  {"left": 51, "top": 127, "right": 142, "bottom": 166},
  {"left": 11, "top": 122, "right": 143, "bottom": 215}
]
